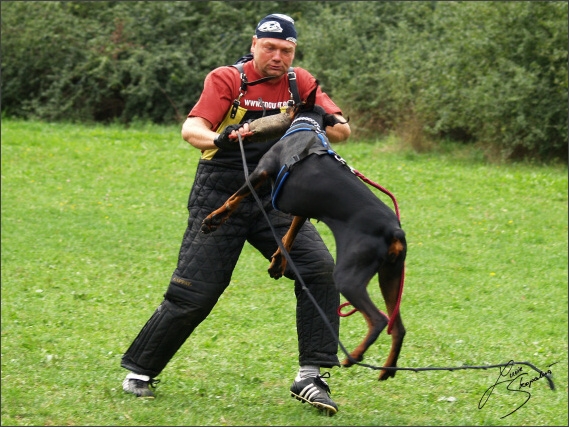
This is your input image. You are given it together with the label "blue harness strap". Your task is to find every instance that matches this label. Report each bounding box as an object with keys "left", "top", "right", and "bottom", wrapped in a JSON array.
[
  {"left": 271, "top": 165, "right": 291, "bottom": 210},
  {"left": 271, "top": 125, "right": 336, "bottom": 210}
]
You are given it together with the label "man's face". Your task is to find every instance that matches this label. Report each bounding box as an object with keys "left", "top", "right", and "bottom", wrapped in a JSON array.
[{"left": 251, "top": 37, "right": 296, "bottom": 78}]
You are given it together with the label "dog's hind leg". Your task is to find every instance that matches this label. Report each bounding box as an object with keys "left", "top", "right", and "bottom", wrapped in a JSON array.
[
  {"left": 377, "top": 230, "right": 407, "bottom": 381},
  {"left": 334, "top": 258, "right": 389, "bottom": 368}
]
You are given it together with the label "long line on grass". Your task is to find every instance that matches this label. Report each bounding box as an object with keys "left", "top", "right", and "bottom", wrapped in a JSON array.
[{"left": 236, "top": 134, "right": 555, "bottom": 391}]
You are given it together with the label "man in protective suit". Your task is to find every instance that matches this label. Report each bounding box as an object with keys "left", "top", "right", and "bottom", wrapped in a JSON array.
[{"left": 121, "top": 13, "right": 351, "bottom": 415}]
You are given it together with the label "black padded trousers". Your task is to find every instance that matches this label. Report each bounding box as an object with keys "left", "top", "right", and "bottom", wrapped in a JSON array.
[{"left": 121, "top": 160, "right": 340, "bottom": 378}]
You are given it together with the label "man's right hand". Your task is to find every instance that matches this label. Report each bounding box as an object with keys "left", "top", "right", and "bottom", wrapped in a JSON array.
[{"left": 214, "top": 123, "right": 252, "bottom": 150}]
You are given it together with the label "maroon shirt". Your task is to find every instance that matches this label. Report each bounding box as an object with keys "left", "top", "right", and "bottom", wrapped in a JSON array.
[{"left": 189, "top": 60, "right": 343, "bottom": 131}]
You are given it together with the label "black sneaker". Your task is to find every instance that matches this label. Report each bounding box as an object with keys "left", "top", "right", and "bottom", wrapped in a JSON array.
[
  {"left": 122, "top": 373, "right": 160, "bottom": 398},
  {"left": 290, "top": 372, "right": 338, "bottom": 415}
]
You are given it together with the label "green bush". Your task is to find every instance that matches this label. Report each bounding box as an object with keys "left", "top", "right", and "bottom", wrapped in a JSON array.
[
  {"left": 296, "top": 1, "right": 567, "bottom": 161},
  {"left": 1, "top": 1, "right": 292, "bottom": 123},
  {"left": 1, "top": 1, "right": 567, "bottom": 161},
  {"left": 415, "top": 2, "right": 568, "bottom": 161}
]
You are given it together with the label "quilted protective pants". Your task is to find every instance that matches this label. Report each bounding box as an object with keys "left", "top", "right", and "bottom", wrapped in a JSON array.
[{"left": 121, "top": 160, "right": 340, "bottom": 378}]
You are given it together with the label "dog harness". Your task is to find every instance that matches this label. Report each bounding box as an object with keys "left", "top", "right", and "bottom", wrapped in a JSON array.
[{"left": 271, "top": 119, "right": 336, "bottom": 210}]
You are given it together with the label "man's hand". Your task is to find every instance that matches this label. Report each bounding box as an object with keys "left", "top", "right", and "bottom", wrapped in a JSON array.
[{"left": 214, "top": 123, "right": 253, "bottom": 150}]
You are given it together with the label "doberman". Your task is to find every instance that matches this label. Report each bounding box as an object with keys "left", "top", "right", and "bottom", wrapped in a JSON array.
[{"left": 201, "top": 84, "right": 406, "bottom": 381}]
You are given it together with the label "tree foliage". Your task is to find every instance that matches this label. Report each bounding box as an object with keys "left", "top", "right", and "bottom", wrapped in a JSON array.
[{"left": 1, "top": 1, "right": 567, "bottom": 161}]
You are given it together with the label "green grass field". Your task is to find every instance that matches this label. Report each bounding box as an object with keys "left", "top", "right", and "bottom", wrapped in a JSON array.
[{"left": 1, "top": 119, "right": 567, "bottom": 426}]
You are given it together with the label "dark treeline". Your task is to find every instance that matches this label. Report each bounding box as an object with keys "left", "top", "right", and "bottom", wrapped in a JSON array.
[{"left": 1, "top": 1, "right": 567, "bottom": 161}]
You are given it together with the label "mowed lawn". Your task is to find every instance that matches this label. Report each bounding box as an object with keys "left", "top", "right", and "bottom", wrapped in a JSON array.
[{"left": 1, "top": 119, "right": 567, "bottom": 426}]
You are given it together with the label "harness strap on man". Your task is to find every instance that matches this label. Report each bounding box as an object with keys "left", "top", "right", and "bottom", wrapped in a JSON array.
[{"left": 229, "top": 61, "right": 300, "bottom": 119}]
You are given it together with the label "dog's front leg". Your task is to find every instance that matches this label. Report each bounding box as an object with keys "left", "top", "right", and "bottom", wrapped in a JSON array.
[
  {"left": 268, "top": 216, "right": 307, "bottom": 278},
  {"left": 201, "top": 191, "right": 247, "bottom": 234},
  {"left": 201, "top": 171, "right": 271, "bottom": 234}
]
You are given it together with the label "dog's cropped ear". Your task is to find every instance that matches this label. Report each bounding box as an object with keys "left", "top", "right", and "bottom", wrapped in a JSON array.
[
  {"left": 291, "top": 80, "right": 319, "bottom": 119},
  {"left": 304, "top": 80, "right": 319, "bottom": 110}
]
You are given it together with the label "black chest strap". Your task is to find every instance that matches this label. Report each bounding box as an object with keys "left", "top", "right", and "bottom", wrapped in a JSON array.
[{"left": 286, "top": 68, "right": 301, "bottom": 105}]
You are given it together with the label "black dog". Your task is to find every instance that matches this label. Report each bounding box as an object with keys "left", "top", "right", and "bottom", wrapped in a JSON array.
[{"left": 201, "top": 84, "right": 406, "bottom": 381}]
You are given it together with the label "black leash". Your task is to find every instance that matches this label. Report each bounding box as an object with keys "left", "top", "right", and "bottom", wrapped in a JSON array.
[{"left": 235, "top": 134, "right": 556, "bottom": 391}]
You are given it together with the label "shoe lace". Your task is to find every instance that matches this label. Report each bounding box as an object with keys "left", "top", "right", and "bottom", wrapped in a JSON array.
[
  {"left": 313, "top": 372, "right": 332, "bottom": 395},
  {"left": 149, "top": 379, "right": 160, "bottom": 389}
]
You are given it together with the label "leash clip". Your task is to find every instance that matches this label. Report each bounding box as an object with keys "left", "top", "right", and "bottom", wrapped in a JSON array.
[{"left": 330, "top": 152, "right": 356, "bottom": 174}]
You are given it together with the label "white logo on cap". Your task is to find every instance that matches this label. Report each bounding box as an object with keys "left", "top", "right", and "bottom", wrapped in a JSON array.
[{"left": 258, "top": 21, "right": 283, "bottom": 33}]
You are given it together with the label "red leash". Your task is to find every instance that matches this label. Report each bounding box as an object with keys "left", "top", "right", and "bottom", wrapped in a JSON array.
[
  {"left": 337, "top": 168, "right": 405, "bottom": 335},
  {"left": 353, "top": 169, "right": 400, "bottom": 220}
]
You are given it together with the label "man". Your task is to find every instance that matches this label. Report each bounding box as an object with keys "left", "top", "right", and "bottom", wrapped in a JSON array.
[{"left": 121, "top": 13, "right": 351, "bottom": 415}]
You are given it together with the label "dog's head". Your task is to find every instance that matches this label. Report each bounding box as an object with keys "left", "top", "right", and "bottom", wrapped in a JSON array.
[{"left": 286, "top": 81, "right": 348, "bottom": 129}]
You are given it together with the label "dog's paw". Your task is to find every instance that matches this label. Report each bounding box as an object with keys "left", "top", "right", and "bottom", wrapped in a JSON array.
[
  {"left": 200, "top": 223, "right": 215, "bottom": 234},
  {"left": 341, "top": 353, "right": 363, "bottom": 368},
  {"left": 268, "top": 254, "right": 286, "bottom": 279},
  {"left": 378, "top": 369, "right": 396, "bottom": 381},
  {"left": 267, "top": 265, "right": 284, "bottom": 279},
  {"left": 200, "top": 216, "right": 219, "bottom": 234}
]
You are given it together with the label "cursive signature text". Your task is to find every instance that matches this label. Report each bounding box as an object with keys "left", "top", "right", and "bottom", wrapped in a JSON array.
[{"left": 478, "top": 360, "right": 556, "bottom": 419}]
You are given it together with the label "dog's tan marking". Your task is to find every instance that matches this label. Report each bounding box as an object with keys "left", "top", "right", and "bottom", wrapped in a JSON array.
[{"left": 388, "top": 238, "right": 404, "bottom": 258}]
